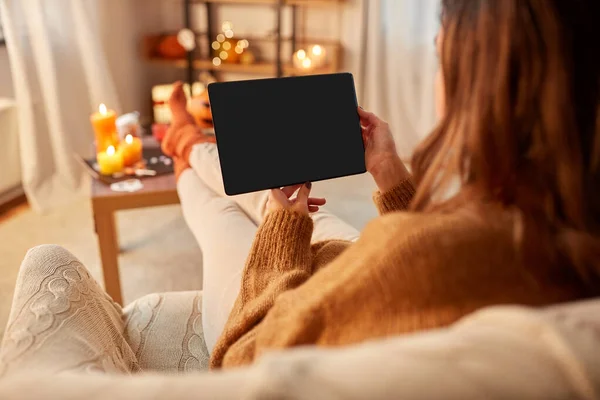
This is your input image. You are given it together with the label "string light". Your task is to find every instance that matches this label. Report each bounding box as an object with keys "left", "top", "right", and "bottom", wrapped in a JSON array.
[
  {"left": 296, "top": 49, "right": 306, "bottom": 60},
  {"left": 311, "top": 45, "right": 323, "bottom": 56},
  {"left": 302, "top": 58, "right": 312, "bottom": 69},
  {"left": 222, "top": 21, "right": 233, "bottom": 31},
  {"left": 213, "top": 23, "right": 252, "bottom": 64}
]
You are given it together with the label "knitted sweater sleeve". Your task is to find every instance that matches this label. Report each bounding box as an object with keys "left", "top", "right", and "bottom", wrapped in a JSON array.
[
  {"left": 210, "top": 209, "right": 314, "bottom": 368},
  {"left": 372, "top": 178, "right": 416, "bottom": 214},
  {"left": 209, "top": 205, "right": 531, "bottom": 370}
]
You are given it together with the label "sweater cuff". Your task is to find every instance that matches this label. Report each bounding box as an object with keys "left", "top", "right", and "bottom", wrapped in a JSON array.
[
  {"left": 251, "top": 210, "right": 314, "bottom": 270},
  {"left": 373, "top": 178, "right": 416, "bottom": 214}
]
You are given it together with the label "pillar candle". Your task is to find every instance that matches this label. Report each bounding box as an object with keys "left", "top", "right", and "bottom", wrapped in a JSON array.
[
  {"left": 91, "top": 104, "right": 119, "bottom": 152},
  {"left": 309, "top": 45, "right": 326, "bottom": 68},
  {"left": 97, "top": 145, "right": 124, "bottom": 175},
  {"left": 119, "top": 134, "right": 143, "bottom": 166}
]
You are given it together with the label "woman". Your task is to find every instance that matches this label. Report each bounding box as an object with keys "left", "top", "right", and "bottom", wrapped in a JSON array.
[{"left": 162, "top": 0, "right": 599, "bottom": 369}]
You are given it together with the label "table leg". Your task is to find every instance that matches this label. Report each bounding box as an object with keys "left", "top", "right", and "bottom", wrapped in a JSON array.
[{"left": 94, "top": 210, "right": 123, "bottom": 305}]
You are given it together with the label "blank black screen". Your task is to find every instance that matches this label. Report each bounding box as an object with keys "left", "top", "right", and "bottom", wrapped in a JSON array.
[{"left": 208, "top": 73, "right": 366, "bottom": 195}]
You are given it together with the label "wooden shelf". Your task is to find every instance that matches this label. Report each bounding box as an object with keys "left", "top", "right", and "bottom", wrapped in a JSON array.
[
  {"left": 189, "top": 0, "right": 343, "bottom": 6},
  {"left": 145, "top": 0, "right": 344, "bottom": 82},
  {"left": 147, "top": 57, "right": 337, "bottom": 76},
  {"left": 143, "top": 32, "right": 343, "bottom": 76}
]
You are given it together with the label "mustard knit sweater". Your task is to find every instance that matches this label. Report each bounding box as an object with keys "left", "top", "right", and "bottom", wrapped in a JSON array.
[{"left": 210, "top": 179, "right": 588, "bottom": 369}]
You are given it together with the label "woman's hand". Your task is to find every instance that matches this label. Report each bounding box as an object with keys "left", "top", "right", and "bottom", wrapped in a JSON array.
[
  {"left": 267, "top": 183, "right": 326, "bottom": 216},
  {"left": 358, "top": 107, "right": 412, "bottom": 192}
]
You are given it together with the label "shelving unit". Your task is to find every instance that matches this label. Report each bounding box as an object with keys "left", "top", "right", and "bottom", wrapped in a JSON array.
[{"left": 144, "top": 0, "right": 344, "bottom": 87}]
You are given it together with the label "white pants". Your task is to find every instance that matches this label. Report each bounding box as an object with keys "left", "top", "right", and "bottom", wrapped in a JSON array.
[{"left": 177, "top": 143, "right": 360, "bottom": 353}]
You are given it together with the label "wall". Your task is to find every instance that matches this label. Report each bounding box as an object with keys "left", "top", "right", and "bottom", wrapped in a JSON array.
[{"left": 0, "top": 47, "right": 14, "bottom": 98}]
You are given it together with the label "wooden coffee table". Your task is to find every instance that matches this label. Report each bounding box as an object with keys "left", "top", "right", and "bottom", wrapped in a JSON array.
[{"left": 91, "top": 160, "right": 179, "bottom": 305}]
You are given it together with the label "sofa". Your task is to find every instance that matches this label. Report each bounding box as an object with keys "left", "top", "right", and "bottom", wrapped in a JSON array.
[{"left": 0, "top": 244, "right": 598, "bottom": 399}]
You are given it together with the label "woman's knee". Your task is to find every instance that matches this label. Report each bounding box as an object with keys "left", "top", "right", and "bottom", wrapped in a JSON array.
[{"left": 20, "top": 245, "right": 82, "bottom": 278}]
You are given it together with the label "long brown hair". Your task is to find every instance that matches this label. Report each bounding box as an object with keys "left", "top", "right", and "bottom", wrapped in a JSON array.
[{"left": 410, "top": 0, "right": 600, "bottom": 284}]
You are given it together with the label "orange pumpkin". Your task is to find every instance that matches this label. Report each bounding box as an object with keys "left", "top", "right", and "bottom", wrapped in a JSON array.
[{"left": 156, "top": 35, "right": 187, "bottom": 59}]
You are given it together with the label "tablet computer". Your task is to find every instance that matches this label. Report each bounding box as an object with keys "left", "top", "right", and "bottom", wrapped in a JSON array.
[{"left": 208, "top": 73, "right": 365, "bottom": 196}]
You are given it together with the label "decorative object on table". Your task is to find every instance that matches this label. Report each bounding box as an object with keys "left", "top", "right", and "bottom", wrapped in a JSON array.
[
  {"left": 119, "top": 134, "right": 143, "bottom": 166},
  {"left": 152, "top": 82, "right": 205, "bottom": 124},
  {"left": 116, "top": 111, "right": 142, "bottom": 140},
  {"left": 77, "top": 147, "right": 175, "bottom": 185},
  {"left": 96, "top": 145, "right": 124, "bottom": 175},
  {"left": 155, "top": 34, "right": 187, "bottom": 59},
  {"left": 211, "top": 21, "right": 251, "bottom": 66},
  {"left": 110, "top": 179, "right": 144, "bottom": 193},
  {"left": 90, "top": 103, "right": 119, "bottom": 152}
]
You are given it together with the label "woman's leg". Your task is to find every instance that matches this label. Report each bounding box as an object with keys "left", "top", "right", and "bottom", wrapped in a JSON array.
[
  {"left": 0, "top": 245, "right": 139, "bottom": 377},
  {"left": 188, "top": 142, "right": 268, "bottom": 225},
  {"left": 188, "top": 143, "right": 360, "bottom": 242},
  {"left": 163, "top": 82, "right": 360, "bottom": 243},
  {"left": 177, "top": 168, "right": 256, "bottom": 353}
]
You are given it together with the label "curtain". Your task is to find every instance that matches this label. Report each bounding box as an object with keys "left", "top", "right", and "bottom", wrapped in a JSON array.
[
  {"left": 359, "top": 0, "right": 440, "bottom": 160},
  {"left": 0, "top": 0, "right": 120, "bottom": 212}
]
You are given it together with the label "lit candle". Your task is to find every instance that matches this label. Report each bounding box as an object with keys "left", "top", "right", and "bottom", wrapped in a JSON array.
[
  {"left": 293, "top": 49, "right": 309, "bottom": 70},
  {"left": 90, "top": 104, "right": 119, "bottom": 152},
  {"left": 309, "top": 45, "right": 326, "bottom": 68},
  {"left": 97, "top": 145, "right": 124, "bottom": 175},
  {"left": 119, "top": 134, "right": 143, "bottom": 166}
]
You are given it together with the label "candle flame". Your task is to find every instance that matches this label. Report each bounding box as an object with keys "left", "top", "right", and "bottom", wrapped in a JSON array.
[
  {"left": 125, "top": 134, "right": 133, "bottom": 144},
  {"left": 302, "top": 58, "right": 312, "bottom": 69},
  {"left": 99, "top": 103, "right": 108, "bottom": 115},
  {"left": 311, "top": 45, "right": 323, "bottom": 56},
  {"left": 296, "top": 49, "right": 306, "bottom": 60},
  {"left": 107, "top": 145, "right": 115, "bottom": 156}
]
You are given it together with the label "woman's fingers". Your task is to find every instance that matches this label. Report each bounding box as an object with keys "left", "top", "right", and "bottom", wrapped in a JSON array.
[
  {"left": 358, "top": 107, "right": 384, "bottom": 128},
  {"left": 296, "top": 182, "right": 312, "bottom": 205},
  {"left": 308, "top": 197, "right": 326, "bottom": 206},
  {"left": 308, "top": 205, "right": 320, "bottom": 213},
  {"left": 270, "top": 188, "right": 290, "bottom": 206},
  {"left": 281, "top": 184, "right": 302, "bottom": 198}
]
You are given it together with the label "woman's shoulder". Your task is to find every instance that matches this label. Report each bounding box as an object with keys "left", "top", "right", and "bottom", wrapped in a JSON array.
[{"left": 361, "top": 204, "right": 518, "bottom": 262}]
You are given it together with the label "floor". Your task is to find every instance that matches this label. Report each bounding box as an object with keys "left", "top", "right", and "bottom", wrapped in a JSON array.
[{"left": 0, "top": 172, "right": 378, "bottom": 340}]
